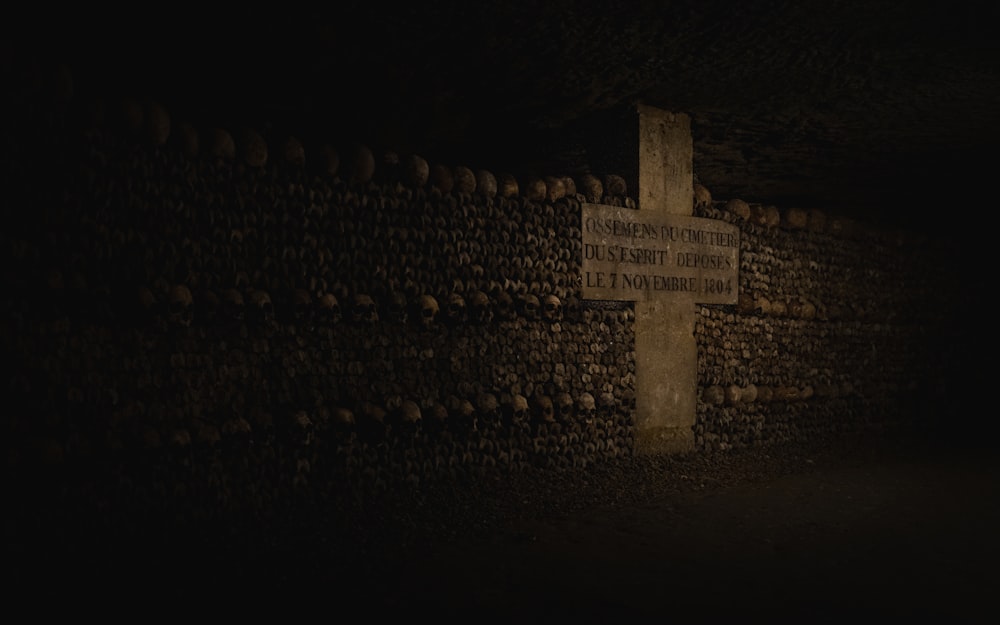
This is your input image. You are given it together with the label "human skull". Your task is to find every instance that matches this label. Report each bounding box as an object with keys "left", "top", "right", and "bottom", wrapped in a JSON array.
[
  {"left": 423, "top": 402, "right": 449, "bottom": 434},
  {"left": 318, "top": 143, "right": 340, "bottom": 177},
  {"left": 598, "top": 392, "right": 617, "bottom": 421},
  {"left": 136, "top": 284, "right": 158, "bottom": 318},
  {"left": 518, "top": 293, "right": 540, "bottom": 321},
  {"left": 291, "top": 410, "right": 314, "bottom": 446},
  {"left": 394, "top": 400, "right": 422, "bottom": 427},
  {"left": 453, "top": 165, "right": 477, "bottom": 194},
  {"left": 249, "top": 289, "right": 274, "bottom": 324},
  {"left": 417, "top": 294, "right": 439, "bottom": 329},
  {"left": 350, "top": 294, "right": 378, "bottom": 324},
  {"left": 475, "top": 393, "right": 501, "bottom": 429},
  {"left": 220, "top": 288, "right": 245, "bottom": 321},
  {"left": 446, "top": 394, "right": 476, "bottom": 434},
  {"left": 494, "top": 291, "right": 516, "bottom": 321},
  {"left": 346, "top": 143, "right": 375, "bottom": 184},
  {"left": 358, "top": 401, "right": 388, "bottom": 441},
  {"left": 317, "top": 293, "right": 341, "bottom": 323},
  {"left": 279, "top": 135, "right": 306, "bottom": 169},
  {"left": 169, "top": 427, "right": 192, "bottom": 451},
  {"left": 429, "top": 163, "right": 454, "bottom": 194},
  {"left": 693, "top": 183, "right": 713, "bottom": 211},
  {"left": 807, "top": 208, "right": 828, "bottom": 233},
  {"left": 208, "top": 127, "right": 236, "bottom": 163},
  {"left": 445, "top": 292, "right": 466, "bottom": 325},
  {"left": 531, "top": 395, "right": 556, "bottom": 424},
  {"left": 703, "top": 386, "right": 725, "bottom": 405},
  {"left": 554, "top": 392, "right": 575, "bottom": 423},
  {"left": 502, "top": 393, "right": 529, "bottom": 426},
  {"left": 290, "top": 287, "right": 312, "bottom": 325},
  {"left": 753, "top": 294, "right": 772, "bottom": 315},
  {"left": 725, "top": 198, "right": 751, "bottom": 220},
  {"left": 578, "top": 174, "right": 603, "bottom": 203},
  {"left": 174, "top": 120, "right": 200, "bottom": 160},
  {"left": 467, "top": 289, "right": 492, "bottom": 324},
  {"left": 476, "top": 169, "right": 497, "bottom": 197},
  {"left": 763, "top": 205, "right": 781, "bottom": 227},
  {"left": 221, "top": 414, "right": 253, "bottom": 445},
  {"left": 562, "top": 295, "right": 581, "bottom": 321},
  {"left": 384, "top": 291, "right": 408, "bottom": 324},
  {"left": 541, "top": 293, "right": 562, "bottom": 322},
  {"left": 497, "top": 173, "right": 519, "bottom": 198},
  {"left": 603, "top": 174, "right": 627, "bottom": 198},
  {"left": 544, "top": 176, "right": 566, "bottom": 202},
  {"left": 237, "top": 127, "right": 269, "bottom": 169},
  {"left": 577, "top": 392, "right": 596, "bottom": 424},
  {"left": 403, "top": 153, "right": 429, "bottom": 188},
  {"left": 168, "top": 284, "right": 194, "bottom": 327},
  {"left": 799, "top": 299, "right": 817, "bottom": 320},
  {"left": 332, "top": 406, "right": 356, "bottom": 432},
  {"left": 523, "top": 176, "right": 547, "bottom": 202}
]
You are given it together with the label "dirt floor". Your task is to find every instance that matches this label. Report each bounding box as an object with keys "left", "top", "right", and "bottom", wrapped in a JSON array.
[
  {"left": 357, "top": 443, "right": 1000, "bottom": 623},
  {"left": 7, "top": 436, "right": 999, "bottom": 622}
]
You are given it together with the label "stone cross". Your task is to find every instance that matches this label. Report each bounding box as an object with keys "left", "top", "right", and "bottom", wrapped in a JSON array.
[{"left": 581, "top": 103, "right": 739, "bottom": 454}]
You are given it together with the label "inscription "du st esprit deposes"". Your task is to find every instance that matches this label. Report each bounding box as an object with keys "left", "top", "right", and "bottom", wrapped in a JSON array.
[{"left": 580, "top": 203, "right": 740, "bottom": 304}]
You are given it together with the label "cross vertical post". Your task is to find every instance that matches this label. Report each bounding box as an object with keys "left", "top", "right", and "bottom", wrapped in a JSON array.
[
  {"left": 634, "top": 104, "right": 697, "bottom": 453},
  {"left": 580, "top": 104, "right": 737, "bottom": 454}
]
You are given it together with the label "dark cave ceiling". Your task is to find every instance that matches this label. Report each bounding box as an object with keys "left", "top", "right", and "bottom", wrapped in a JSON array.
[{"left": 8, "top": 1, "right": 1000, "bottom": 228}]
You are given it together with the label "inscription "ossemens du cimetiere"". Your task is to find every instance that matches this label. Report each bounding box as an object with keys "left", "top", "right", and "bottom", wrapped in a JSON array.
[{"left": 580, "top": 204, "right": 739, "bottom": 304}]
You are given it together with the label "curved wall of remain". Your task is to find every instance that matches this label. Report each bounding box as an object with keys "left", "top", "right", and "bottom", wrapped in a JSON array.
[{"left": 3, "top": 66, "right": 966, "bottom": 524}]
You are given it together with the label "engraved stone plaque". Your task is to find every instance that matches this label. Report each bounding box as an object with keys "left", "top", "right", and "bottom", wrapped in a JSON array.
[{"left": 581, "top": 203, "right": 739, "bottom": 304}]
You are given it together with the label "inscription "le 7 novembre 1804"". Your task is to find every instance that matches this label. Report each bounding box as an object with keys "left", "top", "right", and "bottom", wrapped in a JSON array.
[{"left": 580, "top": 203, "right": 739, "bottom": 304}]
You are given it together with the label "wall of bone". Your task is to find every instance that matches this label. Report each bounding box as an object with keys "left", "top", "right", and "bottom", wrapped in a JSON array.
[{"left": 3, "top": 72, "right": 965, "bottom": 519}]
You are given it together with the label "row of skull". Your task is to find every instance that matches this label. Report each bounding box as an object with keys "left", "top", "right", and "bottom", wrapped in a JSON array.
[
  {"left": 72, "top": 85, "right": 638, "bottom": 207},
  {"left": 161, "top": 283, "right": 568, "bottom": 327},
  {"left": 311, "top": 389, "right": 604, "bottom": 434},
  {"left": 93, "top": 390, "right": 610, "bottom": 453}
]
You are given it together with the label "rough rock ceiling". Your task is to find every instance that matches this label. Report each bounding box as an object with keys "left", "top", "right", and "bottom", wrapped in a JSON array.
[{"left": 10, "top": 1, "right": 1000, "bottom": 228}]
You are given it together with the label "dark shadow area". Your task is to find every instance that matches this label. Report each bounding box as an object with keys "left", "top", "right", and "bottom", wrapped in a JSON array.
[{"left": 6, "top": 431, "right": 998, "bottom": 621}]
